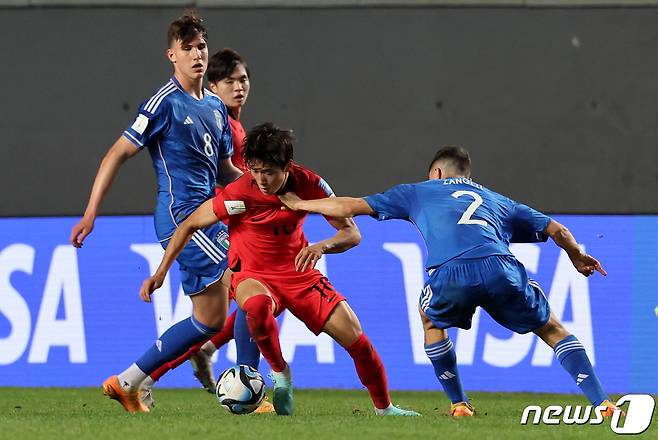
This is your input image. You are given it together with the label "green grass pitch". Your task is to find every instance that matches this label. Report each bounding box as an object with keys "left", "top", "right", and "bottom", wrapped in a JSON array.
[{"left": 1, "top": 388, "right": 655, "bottom": 439}]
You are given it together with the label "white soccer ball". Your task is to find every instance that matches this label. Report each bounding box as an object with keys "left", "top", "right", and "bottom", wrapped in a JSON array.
[{"left": 216, "top": 365, "right": 266, "bottom": 414}]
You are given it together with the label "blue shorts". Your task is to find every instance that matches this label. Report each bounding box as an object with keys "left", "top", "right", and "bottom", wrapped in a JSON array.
[
  {"left": 160, "top": 222, "right": 230, "bottom": 296},
  {"left": 419, "top": 255, "right": 550, "bottom": 334}
]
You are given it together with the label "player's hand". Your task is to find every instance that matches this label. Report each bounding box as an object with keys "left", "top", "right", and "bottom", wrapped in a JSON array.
[
  {"left": 295, "top": 243, "right": 324, "bottom": 272},
  {"left": 70, "top": 216, "right": 95, "bottom": 248},
  {"left": 279, "top": 192, "right": 304, "bottom": 211},
  {"left": 570, "top": 252, "right": 607, "bottom": 277},
  {"left": 139, "top": 274, "right": 165, "bottom": 302}
]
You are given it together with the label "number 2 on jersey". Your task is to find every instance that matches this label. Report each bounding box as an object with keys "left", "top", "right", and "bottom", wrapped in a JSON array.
[
  {"left": 203, "top": 133, "right": 214, "bottom": 157},
  {"left": 451, "top": 190, "right": 488, "bottom": 227}
]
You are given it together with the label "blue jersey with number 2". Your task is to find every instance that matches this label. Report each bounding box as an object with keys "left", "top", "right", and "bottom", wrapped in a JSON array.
[
  {"left": 123, "top": 77, "right": 233, "bottom": 239},
  {"left": 364, "top": 177, "right": 551, "bottom": 271}
]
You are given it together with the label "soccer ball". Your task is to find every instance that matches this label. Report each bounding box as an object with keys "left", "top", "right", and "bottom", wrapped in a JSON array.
[{"left": 215, "top": 365, "right": 266, "bottom": 414}]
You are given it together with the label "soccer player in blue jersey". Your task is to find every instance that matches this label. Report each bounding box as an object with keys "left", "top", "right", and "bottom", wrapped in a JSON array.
[
  {"left": 278, "top": 146, "right": 621, "bottom": 417},
  {"left": 70, "top": 12, "right": 244, "bottom": 413}
]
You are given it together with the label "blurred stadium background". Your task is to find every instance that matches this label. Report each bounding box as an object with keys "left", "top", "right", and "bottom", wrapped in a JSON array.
[{"left": 1, "top": 0, "right": 656, "bottom": 431}]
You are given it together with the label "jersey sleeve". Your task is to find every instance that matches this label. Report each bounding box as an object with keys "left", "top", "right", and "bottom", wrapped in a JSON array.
[
  {"left": 123, "top": 99, "right": 170, "bottom": 149},
  {"left": 306, "top": 173, "right": 335, "bottom": 200},
  {"left": 509, "top": 203, "right": 551, "bottom": 243},
  {"left": 217, "top": 102, "right": 233, "bottom": 159},
  {"left": 211, "top": 182, "right": 246, "bottom": 221},
  {"left": 363, "top": 184, "right": 414, "bottom": 221}
]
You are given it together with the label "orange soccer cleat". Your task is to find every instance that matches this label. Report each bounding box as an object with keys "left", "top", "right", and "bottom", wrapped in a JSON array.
[
  {"left": 450, "top": 401, "right": 475, "bottom": 417},
  {"left": 253, "top": 395, "right": 276, "bottom": 414},
  {"left": 601, "top": 400, "right": 625, "bottom": 418},
  {"left": 102, "top": 375, "right": 150, "bottom": 413}
]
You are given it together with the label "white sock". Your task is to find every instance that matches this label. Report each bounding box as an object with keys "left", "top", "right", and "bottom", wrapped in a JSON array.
[
  {"left": 200, "top": 340, "right": 218, "bottom": 356},
  {"left": 374, "top": 404, "right": 394, "bottom": 415},
  {"left": 271, "top": 364, "right": 292, "bottom": 381},
  {"left": 117, "top": 363, "right": 147, "bottom": 392},
  {"left": 141, "top": 376, "right": 155, "bottom": 389}
]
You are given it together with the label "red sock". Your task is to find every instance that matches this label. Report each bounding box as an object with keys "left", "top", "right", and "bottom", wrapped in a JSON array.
[
  {"left": 347, "top": 333, "right": 391, "bottom": 409},
  {"left": 150, "top": 311, "right": 237, "bottom": 382},
  {"left": 209, "top": 310, "right": 236, "bottom": 348},
  {"left": 242, "top": 295, "right": 286, "bottom": 372}
]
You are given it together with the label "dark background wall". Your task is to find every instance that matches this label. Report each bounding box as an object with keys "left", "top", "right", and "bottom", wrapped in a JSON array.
[{"left": 1, "top": 7, "right": 656, "bottom": 216}]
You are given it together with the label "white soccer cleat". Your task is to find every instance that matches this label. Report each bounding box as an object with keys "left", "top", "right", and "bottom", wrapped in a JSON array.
[
  {"left": 138, "top": 385, "right": 155, "bottom": 410},
  {"left": 190, "top": 350, "right": 216, "bottom": 393}
]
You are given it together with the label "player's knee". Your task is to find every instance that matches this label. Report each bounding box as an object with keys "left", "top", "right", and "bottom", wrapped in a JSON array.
[
  {"left": 235, "top": 280, "right": 271, "bottom": 308},
  {"left": 194, "top": 312, "right": 225, "bottom": 330},
  {"left": 534, "top": 314, "right": 570, "bottom": 346},
  {"left": 241, "top": 294, "right": 273, "bottom": 319},
  {"left": 545, "top": 314, "right": 567, "bottom": 333}
]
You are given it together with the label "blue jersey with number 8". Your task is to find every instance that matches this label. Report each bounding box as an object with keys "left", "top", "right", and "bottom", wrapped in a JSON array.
[
  {"left": 363, "top": 177, "right": 551, "bottom": 271},
  {"left": 123, "top": 77, "right": 233, "bottom": 240}
]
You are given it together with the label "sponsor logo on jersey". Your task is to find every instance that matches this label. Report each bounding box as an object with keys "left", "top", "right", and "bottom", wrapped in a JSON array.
[
  {"left": 183, "top": 116, "right": 194, "bottom": 125},
  {"left": 214, "top": 110, "right": 223, "bottom": 130},
  {"left": 224, "top": 200, "right": 246, "bottom": 215},
  {"left": 131, "top": 114, "right": 149, "bottom": 135}
]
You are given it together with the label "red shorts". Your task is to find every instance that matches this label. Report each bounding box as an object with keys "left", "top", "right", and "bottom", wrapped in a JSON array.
[{"left": 232, "top": 268, "right": 345, "bottom": 335}]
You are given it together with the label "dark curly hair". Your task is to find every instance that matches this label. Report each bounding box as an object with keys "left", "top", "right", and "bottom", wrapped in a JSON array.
[
  {"left": 244, "top": 122, "right": 294, "bottom": 170},
  {"left": 167, "top": 10, "right": 207, "bottom": 47}
]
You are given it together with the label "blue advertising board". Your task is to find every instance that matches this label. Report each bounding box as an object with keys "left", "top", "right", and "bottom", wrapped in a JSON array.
[{"left": 0, "top": 215, "right": 656, "bottom": 394}]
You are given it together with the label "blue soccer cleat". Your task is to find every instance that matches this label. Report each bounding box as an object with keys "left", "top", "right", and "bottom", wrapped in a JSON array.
[
  {"left": 268, "top": 366, "right": 294, "bottom": 416},
  {"left": 375, "top": 404, "right": 421, "bottom": 416}
]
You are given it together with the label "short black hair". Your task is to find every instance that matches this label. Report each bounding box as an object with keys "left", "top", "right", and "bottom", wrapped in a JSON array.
[
  {"left": 244, "top": 122, "right": 294, "bottom": 170},
  {"left": 207, "top": 48, "right": 250, "bottom": 84},
  {"left": 429, "top": 146, "right": 471, "bottom": 175},
  {"left": 167, "top": 10, "right": 207, "bottom": 47}
]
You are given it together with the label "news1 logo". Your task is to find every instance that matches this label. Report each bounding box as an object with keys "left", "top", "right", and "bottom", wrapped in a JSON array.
[{"left": 521, "top": 394, "right": 655, "bottom": 434}]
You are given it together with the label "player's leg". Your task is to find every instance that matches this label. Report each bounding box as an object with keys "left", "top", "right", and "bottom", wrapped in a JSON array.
[
  {"left": 482, "top": 256, "right": 618, "bottom": 414},
  {"left": 103, "top": 280, "right": 228, "bottom": 413},
  {"left": 140, "top": 273, "right": 236, "bottom": 402},
  {"left": 234, "top": 278, "right": 291, "bottom": 415},
  {"left": 136, "top": 227, "right": 261, "bottom": 397},
  {"left": 235, "top": 279, "right": 286, "bottom": 372},
  {"left": 146, "top": 309, "right": 237, "bottom": 389},
  {"left": 186, "top": 269, "right": 234, "bottom": 391},
  {"left": 419, "top": 261, "right": 482, "bottom": 416},
  {"left": 419, "top": 307, "right": 472, "bottom": 416},
  {"left": 120, "top": 280, "right": 228, "bottom": 387},
  {"left": 231, "top": 306, "right": 276, "bottom": 414},
  {"left": 309, "top": 284, "right": 418, "bottom": 416},
  {"left": 233, "top": 307, "right": 262, "bottom": 369},
  {"left": 534, "top": 312, "right": 619, "bottom": 414},
  {"left": 188, "top": 272, "right": 262, "bottom": 385}
]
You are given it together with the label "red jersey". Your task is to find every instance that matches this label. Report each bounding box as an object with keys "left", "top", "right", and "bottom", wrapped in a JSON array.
[
  {"left": 228, "top": 116, "right": 248, "bottom": 172},
  {"left": 212, "top": 164, "right": 335, "bottom": 273}
]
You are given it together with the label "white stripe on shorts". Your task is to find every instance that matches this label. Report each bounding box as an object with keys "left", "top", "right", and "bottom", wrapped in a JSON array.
[
  {"left": 194, "top": 230, "right": 227, "bottom": 259},
  {"left": 191, "top": 234, "right": 221, "bottom": 265}
]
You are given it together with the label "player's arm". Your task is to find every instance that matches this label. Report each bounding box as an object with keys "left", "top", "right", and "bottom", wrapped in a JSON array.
[
  {"left": 216, "top": 157, "right": 243, "bottom": 187},
  {"left": 70, "top": 136, "right": 139, "bottom": 248},
  {"left": 294, "top": 216, "right": 362, "bottom": 272},
  {"left": 279, "top": 193, "right": 374, "bottom": 217},
  {"left": 139, "top": 199, "right": 220, "bottom": 301},
  {"left": 545, "top": 220, "right": 607, "bottom": 277}
]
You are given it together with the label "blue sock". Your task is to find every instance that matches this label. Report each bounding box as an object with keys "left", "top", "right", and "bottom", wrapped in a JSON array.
[
  {"left": 554, "top": 335, "right": 608, "bottom": 405},
  {"left": 235, "top": 308, "right": 261, "bottom": 370},
  {"left": 425, "top": 338, "right": 469, "bottom": 404},
  {"left": 136, "top": 316, "right": 218, "bottom": 375}
]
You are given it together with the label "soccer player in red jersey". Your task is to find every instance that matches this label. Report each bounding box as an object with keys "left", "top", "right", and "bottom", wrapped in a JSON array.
[
  {"left": 140, "top": 122, "right": 420, "bottom": 416},
  {"left": 208, "top": 48, "right": 250, "bottom": 172}
]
